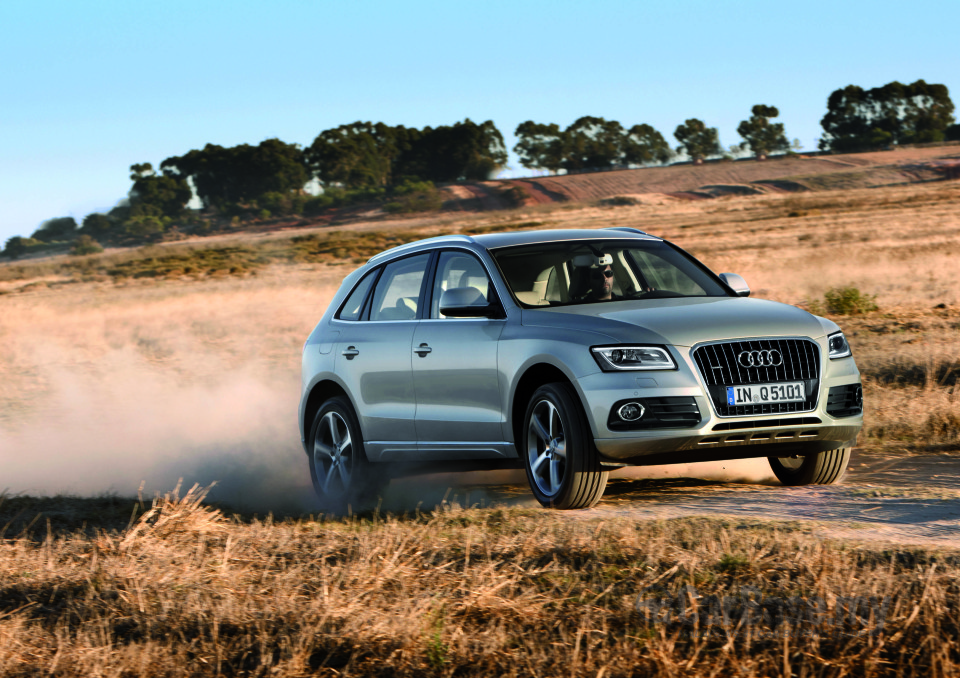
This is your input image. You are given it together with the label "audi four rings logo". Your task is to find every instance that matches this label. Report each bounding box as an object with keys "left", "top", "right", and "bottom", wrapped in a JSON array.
[{"left": 738, "top": 349, "right": 783, "bottom": 367}]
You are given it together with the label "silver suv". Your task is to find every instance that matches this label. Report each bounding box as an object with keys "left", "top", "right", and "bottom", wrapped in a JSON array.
[{"left": 300, "top": 228, "right": 863, "bottom": 509}]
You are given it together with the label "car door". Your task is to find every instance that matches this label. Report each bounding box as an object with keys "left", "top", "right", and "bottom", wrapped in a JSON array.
[
  {"left": 334, "top": 252, "right": 432, "bottom": 461},
  {"left": 411, "top": 249, "right": 508, "bottom": 459}
]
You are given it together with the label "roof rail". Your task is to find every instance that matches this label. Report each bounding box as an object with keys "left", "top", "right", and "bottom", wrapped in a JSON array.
[
  {"left": 604, "top": 227, "right": 655, "bottom": 237},
  {"left": 367, "top": 234, "right": 475, "bottom": 264}
]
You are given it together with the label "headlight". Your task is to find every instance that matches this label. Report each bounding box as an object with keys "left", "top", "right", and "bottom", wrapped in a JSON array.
[
  {"left": 591, "top": 346, "right": 677, "bottom": 371},
  {"left": 827, "top": 331, "right": 852, "bottom": 359}
]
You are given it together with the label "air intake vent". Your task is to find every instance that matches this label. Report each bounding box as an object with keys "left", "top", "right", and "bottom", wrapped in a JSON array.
[
  {"left": 826, "top": 384, "right": 863, "bottom": 418},
  {"left": 692, "top": 339, "right": 821, "bottom": 417},
  {"left": 712, "top": 417, "right": 822, "bottom": 431}
]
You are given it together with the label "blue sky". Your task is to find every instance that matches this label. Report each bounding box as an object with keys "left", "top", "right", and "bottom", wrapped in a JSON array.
[{"left": 1, "top": 0, "right": 958, "bottom": 243}]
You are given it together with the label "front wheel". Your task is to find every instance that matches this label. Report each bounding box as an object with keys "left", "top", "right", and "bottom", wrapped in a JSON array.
[
  {"left": 309, "top": 397, "right": 388, "bottom": 511},
  {"left": 768, "top": 448, "right": 851, "bottom": 486},
  {"left": 522, "top": 382, "right": 608, "bottom": 509}
]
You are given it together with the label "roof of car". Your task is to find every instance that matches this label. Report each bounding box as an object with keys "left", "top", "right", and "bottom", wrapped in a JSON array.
[
  {"left": 471, "top": 227, "right": 661, "bottom": 249},
  {"left": 367, "top": 227, "right": 662, "bottom": 264}
]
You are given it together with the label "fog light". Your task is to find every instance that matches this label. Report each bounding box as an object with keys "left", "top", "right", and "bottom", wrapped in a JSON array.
[
  {"left": 618, "top": 402, "right": 645, "bottom": 421},
  {"left": 855, "top": 385, "right": 863, "bottom": 407}
]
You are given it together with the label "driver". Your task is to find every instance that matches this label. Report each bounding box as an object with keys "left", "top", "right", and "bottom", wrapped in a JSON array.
[{"left": 586, "top": 263, "right": 618, "bottom": 301}]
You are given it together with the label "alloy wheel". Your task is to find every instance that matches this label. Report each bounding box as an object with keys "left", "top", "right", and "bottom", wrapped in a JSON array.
[
  {"left": 526, "top": 398, "right": 567, "bottom": 497},
  {"left": 313, "top": 410, "right": 354, "bottom": 497}
]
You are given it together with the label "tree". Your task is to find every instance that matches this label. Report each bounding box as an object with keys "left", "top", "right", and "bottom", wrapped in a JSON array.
[
  {"left": 128, "top": 163, "right": 192, "bottom": 218},
  {"left": 737, "top": 105, "right": 789, "bottom": 159},
  {"left": 80, "top": 213, "right": 114, "bottom": 239},
  {"left": 161, "top": 139, "right": 308, "bottom": 208},
  {"left": 3, "top": 236, "right": 28, "bottom": 260},
  {"left": 674, "top": 119, "right": 722, "bottom": 162},
  {"left": 945, "top": 123, "right": 960, "bottom": 141},
  {"left": 306, "top": 122, "right": 403, "bottom": 189},
  {"left": 454, "top": 119, "right": 508, "bottom": 180},
  {"left": 395, "top": 119, "right": 507, "bottom": 183},
  {"left": 623, "top": 124, "right": 673, "bottom": 165},
  {"left": 514, "top": 118, "right": 671, "bottom": 172},
  {"left": 819, "top": 80, "right": 956, "bottom": 152},
  {"left": 561, "top": 116, "right": 625, "bottom": 171},
  {"left": 31, "top": 216, "right": 78, "bottom": 242},
  {"left": 514, "top": 121, "right": 565, "bottom": 172},
  {"left": 307, "top": 119, "right": 507, "bottom": 189}
]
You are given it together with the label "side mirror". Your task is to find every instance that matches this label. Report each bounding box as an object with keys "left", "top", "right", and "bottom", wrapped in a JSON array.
[
  {"left": 719, "top": 273, "right": 750, "bottom": 297},
  {"left": 439, "top": 287, "right": 500, "bottom": 318}
]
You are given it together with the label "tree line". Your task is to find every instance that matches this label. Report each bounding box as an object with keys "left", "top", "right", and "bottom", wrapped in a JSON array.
[
  {"left": 513, "top": 104, "right": 794, "bottom": 172},
  {"left": 3, "top": 79, "right": 958, "bottom": 259}
]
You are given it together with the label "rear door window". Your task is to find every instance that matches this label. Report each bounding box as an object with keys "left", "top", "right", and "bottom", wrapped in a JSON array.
[{"left": 369, "top": 253, "right": 431, "bottom": 321}]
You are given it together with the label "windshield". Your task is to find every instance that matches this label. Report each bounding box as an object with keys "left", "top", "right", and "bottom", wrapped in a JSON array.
[{"left": 491, "top": 239, "right": 730, "bottom": 307}]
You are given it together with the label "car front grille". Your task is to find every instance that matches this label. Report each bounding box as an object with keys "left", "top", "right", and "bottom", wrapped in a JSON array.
[{"left": 692, "top": 338, "right": 821, "bottom": 417}]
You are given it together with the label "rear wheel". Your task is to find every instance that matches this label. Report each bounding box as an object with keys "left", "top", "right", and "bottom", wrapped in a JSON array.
[
  {"left": 768, "top": 448, "right": 851, "bottom": 486},
  {"left": 522, "top": 382, "right": 608, "bottom": 509},
  {"left": 309, "top": 397, "right": 388, "bottom": 511}
]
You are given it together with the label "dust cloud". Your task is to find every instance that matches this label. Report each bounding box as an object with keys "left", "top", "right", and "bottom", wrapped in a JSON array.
[
  {"left": 0, "top": 356, "right": 317, "bottom": 514},
  {"left": 0, "top": 277, "right": 333, "bottom": 515}
]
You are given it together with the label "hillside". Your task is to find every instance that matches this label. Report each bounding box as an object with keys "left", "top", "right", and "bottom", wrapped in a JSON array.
[{"left": 446, "top": 144, "right": 960, "bottom": 210}]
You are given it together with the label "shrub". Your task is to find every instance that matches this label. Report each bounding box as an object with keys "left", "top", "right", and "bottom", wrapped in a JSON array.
[
  {"left": 821, "top": 286, "right": 879, "bottom": 315},
  {"left": 123, "top": 216, "right": 165, "bottom": 241},
  {"left": 391, "top": 179, "right": 435, "bottom": 196},
  {"left": 599, "top": 195, "right": 641, "bottom": 207},
  {"left": 383, "top": 181, "right": 442, "bottom": 214},
  {"left": 258, "top": 191, "right": 306, "bottom": 216},
  {"left": 303, "top": 194, "right": 336, "bottom": 215},
  {"left": 70, "top": 235, "right": 104, "bottom": 256},
  {"left": 500, "top": 185, "right": 530, "bottom": 208}
]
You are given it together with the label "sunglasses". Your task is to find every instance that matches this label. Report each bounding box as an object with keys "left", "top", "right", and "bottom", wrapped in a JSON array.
[{"left": 592, "top": 268, "right": 614, "bottom": 278}]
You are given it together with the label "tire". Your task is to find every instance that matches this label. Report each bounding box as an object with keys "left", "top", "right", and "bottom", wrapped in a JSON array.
[
  {"left": 768, "top": 448, "right": 851, "bottom": 486},
  {"left": 309, "top": 397, "right": 388, "bottom": 512},
  {"left": 522, "top": 382, "right": 608, "bottom": 509}
]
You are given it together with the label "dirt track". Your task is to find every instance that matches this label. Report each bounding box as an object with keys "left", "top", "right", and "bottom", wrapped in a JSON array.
[{"left": 383, "top": 450, "right": 960, "bottom": 549}]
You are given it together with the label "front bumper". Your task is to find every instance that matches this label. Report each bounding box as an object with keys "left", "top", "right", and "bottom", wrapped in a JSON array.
[{"left": 576, "top": 346, "right": 863, "bottom": 465}]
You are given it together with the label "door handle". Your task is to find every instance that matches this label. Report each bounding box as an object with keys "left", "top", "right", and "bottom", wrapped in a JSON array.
[
  {"left": 341, "top": 346, "right": 360, "bottom": 359},
  {"left": 414, "top": 343, "right": 432, "bottom": 356}
]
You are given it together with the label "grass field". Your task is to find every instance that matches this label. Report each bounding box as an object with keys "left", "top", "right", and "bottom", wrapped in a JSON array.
[
  {"left": 1, "top": 487, "right": 958, "bottom": 676},
  {"left": 2, "top": 177, "right": 959, "bottom": 675}
]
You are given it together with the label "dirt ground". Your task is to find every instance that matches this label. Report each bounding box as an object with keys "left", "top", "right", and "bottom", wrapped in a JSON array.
[{"left": 382, "top": 450, "right": 960, "bottom": 549}]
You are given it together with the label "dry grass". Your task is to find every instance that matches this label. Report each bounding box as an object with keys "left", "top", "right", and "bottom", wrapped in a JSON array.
[
  {"left": 2, "top": 179, "right": 960, "bottom": 674},
  {"left": 1, "top": 489, "right": 959, "bottom": 676}
]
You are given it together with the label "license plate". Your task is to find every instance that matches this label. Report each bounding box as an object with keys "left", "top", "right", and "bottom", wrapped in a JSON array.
[{"left": 726, "top": 382, "right": 805, "bottom": 406}]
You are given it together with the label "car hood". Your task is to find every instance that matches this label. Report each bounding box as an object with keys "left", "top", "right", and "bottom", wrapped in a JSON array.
[{"left": 520, "top": 297, "right": 826, "bottom": 347}]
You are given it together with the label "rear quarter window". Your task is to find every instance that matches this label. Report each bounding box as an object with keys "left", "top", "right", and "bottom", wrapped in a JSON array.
[{"left": 337, "top": 270, "right": 378, "bottom": 321}]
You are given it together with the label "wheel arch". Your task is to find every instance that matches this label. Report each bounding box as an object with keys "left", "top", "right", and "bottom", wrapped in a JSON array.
[
  {"left": 510, "top": 362, "right": 591, "bottom": 448},
  {"left": 301, "top": 379, "right": 357, "bottom": 454}
]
